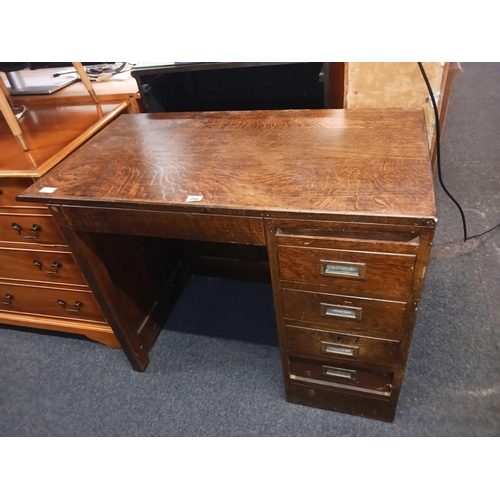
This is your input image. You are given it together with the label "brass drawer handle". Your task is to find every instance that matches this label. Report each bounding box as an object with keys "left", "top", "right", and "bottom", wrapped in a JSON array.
[
  {"left": 320, "top": 260, "right": 366, "bottom": 279},
  {"left": 2, "top": 293, "right": 13, "bottom": 305},
  {"left": 321, "top": 342, "right": 359, "bottom": 358},
  {"left": 12, "top": 222, "right": 42, "bottom": 239},
  {"left": 322, "top": 365, "right": 356, "bottom": 381},
  {"left": 34, "top": 260, "right": 62, "bottom": 275},
  {"left": 57, "top": 299, "right": 83, "bottom": 313},
  {"left": 321, "top": 302, "right": 362, "bottom": 321}
]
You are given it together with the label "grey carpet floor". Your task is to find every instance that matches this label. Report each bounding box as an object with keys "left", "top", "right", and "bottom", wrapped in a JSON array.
[{"left": 0, "top": 62, "right": 499, "bottom": 436}]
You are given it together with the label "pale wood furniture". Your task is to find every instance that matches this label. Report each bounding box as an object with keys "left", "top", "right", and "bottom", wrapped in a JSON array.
[
  {"left": 2, "top": 66, "right": 141, "bottom": 112},
  {"left": 0, "top": 100, "right": 137, "bottom": 347},
  {"left": 20, "top": 109, "right": 437, "bottom": 421}
]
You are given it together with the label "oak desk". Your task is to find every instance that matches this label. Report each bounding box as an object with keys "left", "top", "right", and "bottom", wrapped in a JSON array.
[{"left": 19, "top": 109, "right": 437, "bottom": 422}]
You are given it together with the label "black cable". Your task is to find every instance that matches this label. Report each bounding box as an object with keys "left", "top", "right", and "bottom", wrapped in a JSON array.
[
  {"left": 417, "top": 62, "right": 499, "bottom": 242},
  {"left": 52, "top": 63, "right": 128, "bottom": 80},
  {"left": 418, "top": 62, "right": 468, "bottom": 241},
  {"left": 467, "top": 220, "right": 500, "bottom": 239},
  {"left": 85, "top": 62, "right": 128, "bottom": 80}
]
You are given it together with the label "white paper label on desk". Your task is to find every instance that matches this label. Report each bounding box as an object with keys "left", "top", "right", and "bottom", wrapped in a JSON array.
[
  {"left": 39, "top": 187, "right": 57, "bottom": 193},
  {"left": 186, "top": 195, "right": 203, "bottom": 202}
]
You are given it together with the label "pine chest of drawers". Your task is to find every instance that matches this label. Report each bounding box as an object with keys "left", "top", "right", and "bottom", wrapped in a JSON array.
[{"left": 0, "top": 102, "right": 135, "bottom": 348}]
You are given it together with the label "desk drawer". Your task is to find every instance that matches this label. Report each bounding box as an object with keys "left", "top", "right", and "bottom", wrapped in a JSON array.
[
  {"left": 0, "top": 246, "right": 87, "bottom": 286},
  {"left": 278, "top": 245, "right": 415, "bottom": 298},
  {"left": 59, "top": 206, "right": 266, "bottom": 245},
  {"left": 285, "top": 325, "right": 400, "bottom": 366},
  {"left": 0, "top": 212, "right": 66, "bottom": 245},
  {"left": 282, "top": 288, "right": 407, "bottom": 338},
  {"left": 289, "top": 357, "right": 393, "bottom": 397},
  {"left": 0, "top": 282, "right": 106, "bottom": 323},
  {"left": 0, "top": 179, "right": 48, "bottom": 211}
]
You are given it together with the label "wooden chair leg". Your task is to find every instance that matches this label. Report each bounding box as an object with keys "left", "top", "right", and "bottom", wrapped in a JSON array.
[
  {"left": 0, "top": 87, "right": 28, "bottom": 151},
  {"left": 72, "top": 62, "right": 99, "bottom": 104},
  {"left": 0, "top": 76, "right": 14, "bottom": 107}
]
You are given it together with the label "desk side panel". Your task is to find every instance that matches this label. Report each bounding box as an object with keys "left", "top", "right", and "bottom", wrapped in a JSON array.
[{"left": 49, "top": 205, "right": 190, "bottom": 371}]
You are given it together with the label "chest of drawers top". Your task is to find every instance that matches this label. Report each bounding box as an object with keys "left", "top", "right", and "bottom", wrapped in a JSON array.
[{"left": 19, "top": 109, "right": 436, "bottom": 225}]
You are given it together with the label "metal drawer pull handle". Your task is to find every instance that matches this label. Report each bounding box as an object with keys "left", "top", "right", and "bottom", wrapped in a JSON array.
[
  {"left": 34, "top": 260, "right": 62, "bottom": 275},
  {"left": 321, "top": 342, "right": 359, "bottom": 358},
  {"left": 323, "top": 366, "right": 356, "bottom": 380},
  {"left": 12, "top": 222, "right": 42, "bottom": 239},
  {"left": 2, "top": 293, "right": 13, "bottom": 305},
  {"left": 320, "top": 260, "right": 366, "bottom": 279},
  {"left": 321, "top": 303, "right": 362, "bottom": 321},
  {"left": 57, "top": 299, "right": 83, "bottom": 313}
]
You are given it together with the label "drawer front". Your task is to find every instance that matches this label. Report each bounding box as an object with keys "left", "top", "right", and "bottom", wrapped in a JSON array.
[
  {"left": 0, "top": 246, "right": 87, "bottom": 286},
  {"left": 0, "top": 282, "right": 106, "bottom": 323},
  {"left": 285, "top": 325, "right": 400, "bottom": 366},
  {"left": 282, "top": 288, "right": 407, "bottom": 337},
  {"left": 0, "top": 212, "right": 66, "bottom": 245},
  {"left": 0, "top": 179, "right": 48, "bottom": 210},
  {"left": 60, "top": 205, "right": 266, "bottom": 245},
  {"left": 289, "top": 357, "right": 393, "bottom": 397},
  {"left": 274, "top": 220, "right": 421, "bottom": 252},
  {"left": 278, "top": 245, "right": 415, "bottom": 298}
]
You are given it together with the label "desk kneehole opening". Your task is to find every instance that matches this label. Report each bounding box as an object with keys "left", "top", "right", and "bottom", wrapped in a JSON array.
[
  {"left": 320, "top": 259, "right": 366, "bottom": 280},
  {"left": 320, "top": 302, "right": 362, "bottom": 321}
]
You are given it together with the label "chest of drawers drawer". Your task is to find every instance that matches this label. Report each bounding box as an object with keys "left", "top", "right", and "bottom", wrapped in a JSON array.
[
  {"left": 0, "top": 245, "right": 87, "bottom": 286},
  {"left": 0, "top": 212, "right": 66, "bottom": 245},
  {"left": 0, "top": 178, "right": 48, "bottom": 211},
  {"left": 0, "top": 281, "right": 106, "bottom": 323},
  {"left": 285, "top": 325, "right": 400, "bottom": 366},
  {"left": 282, "top": 288, "right": 408, "bottom": 338},
  {"left": 278, "top": 245, "right": 415, "bottom": 299}
]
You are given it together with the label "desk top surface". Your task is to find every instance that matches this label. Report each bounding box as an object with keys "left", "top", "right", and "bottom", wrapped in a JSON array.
[{"left": 20, "top": 109, "right": 436, "bottom": 221}]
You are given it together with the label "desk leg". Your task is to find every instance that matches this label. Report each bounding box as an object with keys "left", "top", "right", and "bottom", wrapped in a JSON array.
[
  {"left": 264, "top": 220, "right": 291, "bottom": 394},
  {"left": 49, "top": 206, "right": 189, "bottom": 371}
]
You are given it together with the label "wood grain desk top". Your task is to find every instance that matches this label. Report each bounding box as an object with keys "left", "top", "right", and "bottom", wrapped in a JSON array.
[{"left": 19, "top": 109, "right": 436, "bottom": 222}]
